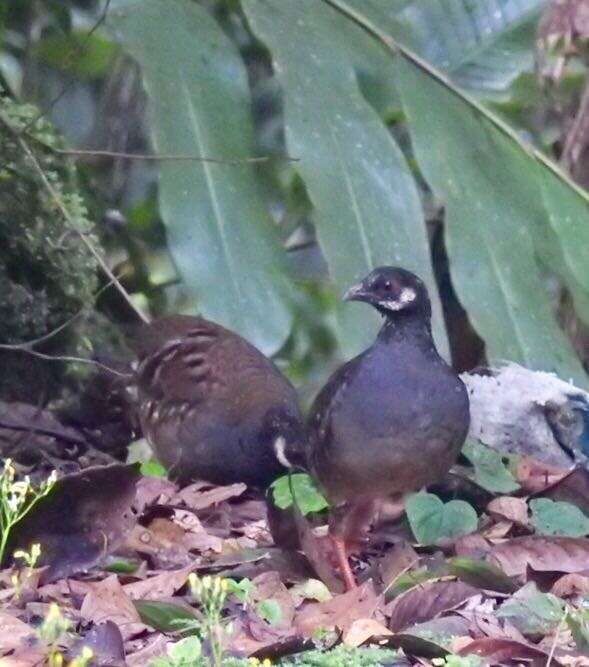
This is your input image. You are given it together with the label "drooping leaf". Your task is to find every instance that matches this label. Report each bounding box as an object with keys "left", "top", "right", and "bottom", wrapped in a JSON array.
[
  {"left": 243, "top": 0, "right": 448, "bottom": 359},
  {"left": 109, "top": 0, "right": 292, "bottom": 355},
  {"left": 340, "top": 0, "right": 543, "bottom": 92},
  {"left": 405, "top": 492, "right": 478, "bottom": 545},
  {"left": 462, "top": 440, "right": 520, "bottom": 494},
  {"left": 395, "top": 57, "right": 589, "bottom": 384},
  {"left": 323, "top": 0, "right": 589, "bottom": 385},
  {"left": 271, "top": 473, "right": 329, "bottom": 515},
  {"left": 529, "top": 497, "right": 589, "bottom": 537}
]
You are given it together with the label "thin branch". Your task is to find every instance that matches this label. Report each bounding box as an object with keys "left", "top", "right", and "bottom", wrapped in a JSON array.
[
  {"left": 52, "top": 147, "right": 298, "bottom": 164},
  {"left": 1, "top": 275, "right": 126, "bottom": 351},
  {"left": 0, "top": 110, "right": 149, "bottom": 324},
  {"left": 0, "top": 346, "right": 132, "bottom": 378}
]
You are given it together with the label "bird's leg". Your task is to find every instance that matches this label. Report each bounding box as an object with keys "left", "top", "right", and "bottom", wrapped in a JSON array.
[{"left": 329, "top": 499, "right": 379, "bottom": 590}]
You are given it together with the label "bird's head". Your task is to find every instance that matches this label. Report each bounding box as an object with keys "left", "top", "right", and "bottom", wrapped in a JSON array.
[{"left": 344, "top": 266, "right": 431, "bottom": 319}]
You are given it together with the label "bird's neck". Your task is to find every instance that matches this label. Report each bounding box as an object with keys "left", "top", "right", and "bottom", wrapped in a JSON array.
[{"left": 377, "top": 315, "right": 434, "bottom": 350}]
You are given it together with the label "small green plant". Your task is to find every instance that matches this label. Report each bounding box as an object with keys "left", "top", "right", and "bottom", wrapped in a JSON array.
[
  {"left": 69, "top": 646, "right": 94, "bottom": 667},
  {"left": 11, "top": 542, "right": 41, "bottom": 598},
  {"left": 38, "top": 602, "right": 71, "bottom": 666},
  {"left": 187, "top": 574, "right": 230, "bottom": 667},
  {"left": 0, "top": 459, "right": 57, "bottom": 563}
]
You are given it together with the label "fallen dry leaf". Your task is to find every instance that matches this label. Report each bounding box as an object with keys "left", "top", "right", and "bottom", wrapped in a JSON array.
[
  {"left": 551, "top": 573, "right": 589, "bottom": 597},
  {"left": 458, "top": 637, "right": 561, "bottom": 663},
  {"left": 377, "top": 541, "right": 419, "bottom": 591},
  {"left": 123, "top": 563, "right": 195, "bottom": 600},
  {"left": 387, "top": 580, "right": 479, "bottom": 632},
  {"left": 516, "top": 456, "right": 569, "bottom": 493},
  {"left": 80, "top": 574, "right": 145, "bottom": 640},
  {"left": 0, "top": 611, "right": 36, "bottom": 654},
  {"left": 488, "top": 535, "right": 589, "bottom": 576},
  {"left": 487, "top": 496, "right": 529, "bottom": 526},
  {"left": 454, "top": 533, "right": 492, "bottom": 558},
  {"left": 250, "top": 571, "right": 296, "bottom": 633},
  {"left": 295, "top": 580, "right": 379, "bottom": 636},
  {"left": 174, "top": 481, "right": 246, "bottom": 510},
  {"left": 481, "top": 519, "right": 513, "bottom": 540},
  {"left": 342, "top": 618, "right": 392, "bottom": 647},
  {"left": 7, "top": 464, "right": 139, "bottom": 582},
  {"left": 134, "top": 476, "right": 178, "bottom": 513}
]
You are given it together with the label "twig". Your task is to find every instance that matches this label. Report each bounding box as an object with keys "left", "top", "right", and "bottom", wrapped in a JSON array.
[
  {"left": 0, "top": 110, "right": 148, "bottom": 324},
  {"left": 51, "top": 147, "right": 297, "bottom": 164},
  {"left": 546, "top": 608, "right": 567, "bottom": 667},
  {"left": 0, "top": 347, "right": 132, "bottom": 378},
  {"left": 0, "top": 275, "right": 125, "bottom": 351}
]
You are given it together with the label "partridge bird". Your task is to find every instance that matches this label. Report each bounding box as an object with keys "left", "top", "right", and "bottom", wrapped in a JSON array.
[
  {"left": 307, "top": 267, "right": 470, "bottom": 589},
  {"left": 134, "top": 315, "right": 304, "bottom": 487}
]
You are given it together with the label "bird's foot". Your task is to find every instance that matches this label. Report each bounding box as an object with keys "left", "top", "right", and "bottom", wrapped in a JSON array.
[{"left": 330, "top": 534, "right": 357, "bottom": 591}]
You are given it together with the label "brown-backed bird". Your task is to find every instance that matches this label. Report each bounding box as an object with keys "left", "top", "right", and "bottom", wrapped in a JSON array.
[{"left": 134, "top": 315, "right": 304, "bottom": 487}]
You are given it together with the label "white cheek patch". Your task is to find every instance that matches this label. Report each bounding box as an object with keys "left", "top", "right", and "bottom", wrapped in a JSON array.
[
  {"left": 273, "top": 435, "right": 292, "bottom": 468},
  {"left": 382, "top": 286, "right": 417, "bottom": 311}
]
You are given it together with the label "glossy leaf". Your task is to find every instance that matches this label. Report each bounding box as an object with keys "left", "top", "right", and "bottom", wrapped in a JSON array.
[
  {"left": 462, "top": 440, "right": 519, "bottom": 494},
  {"left": 271, "top": 473, "right": 329, "bottom": 515},
  {"left": 396, "top": 58, "right": 588, "bottom": 384},
  {"left": 529, "top": 498, "right": 589, "bottom": 537},
  {"left": 406, "top": 492, "right": 478, "bottom": 545},
  {"left": 341, "top": 0, "right": 542, "bottom": 92},
  {"left": 244, "top": 0, "right": 448, "bottom": 359},
  {"left": 109, "top": 0, "right": 292, "bottom": 355}
]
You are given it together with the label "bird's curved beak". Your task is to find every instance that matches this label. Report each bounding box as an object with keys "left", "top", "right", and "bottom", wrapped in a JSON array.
[{"left": 343, "top": 282, "right": 367, "bottom": 302}]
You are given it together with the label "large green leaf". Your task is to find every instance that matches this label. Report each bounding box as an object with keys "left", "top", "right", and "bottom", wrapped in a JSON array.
[
  {"left": 323, "top": 0, "right": 588, "bottom": 384},
  {"left": 343, "top": 0, "right": 544, "bottom": 92},
  {"left": 109, "top": 0, "right": 292, "bottom": 355},
  {"left": 396, "top": 58, "right": 587, "bottom": 383},
  {"left": 243, "top": 0, "right": 448, "bottom": 359}
]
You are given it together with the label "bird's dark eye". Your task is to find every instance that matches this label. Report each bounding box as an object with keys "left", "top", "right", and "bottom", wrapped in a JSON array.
[{"left": 383, "top": 281, "right": 392, "bottom": 291}]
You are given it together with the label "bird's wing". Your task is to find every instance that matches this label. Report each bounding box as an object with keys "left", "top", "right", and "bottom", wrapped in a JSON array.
[
  {"left": 307, "top": 352, "right": 367, "bottom": 444},
  {"left": 135, "top": 316, "right": 226, "bottom": 403}
]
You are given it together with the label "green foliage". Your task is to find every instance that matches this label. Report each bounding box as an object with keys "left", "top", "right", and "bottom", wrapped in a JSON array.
[
  {"left": 433, "top": 655, "right": 483, "bottom": 667},
  {"left": 462, "top": 440, "right": 519, "bottom": 494},
  {"left": 225, "top": 577, "right": 254, "bottom": 605},
  {"left": 567, "top": 609, "right": 589, "bottom": 653},
  {"left": 405, "top": 492, "right": 478, "bottom": 545},
  {"left": 110, "top": 0, "right": 293, "bottom": 357},
  {"left": 34, "top": 31, "right": 118, "bottom": 79},
  {"left": 271, "top": 474, "right": 329, "bottom": 515},
  {"left": 496, "top": 582, "right": 565, "bottom": 634},
  {"left": 134, "top": 600, "right": 198, "bottom": 633},
  {"left": 256, "top": 598, "right": 282, "bottom": 626},
  {"left": 286, "top": 645, "right": 401, "bottom": 666},
  {"left": 150, "top": 636, "right": 203, "bottom": 667},
  {"left": 0, "top": 91, "right": 101, "bottom": 401},
  {"left": 0, "top": 459, "right": 56, "bottom": 564},
  {"left": 529, "top": 498, "right": 589, "bottom": 537}
]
